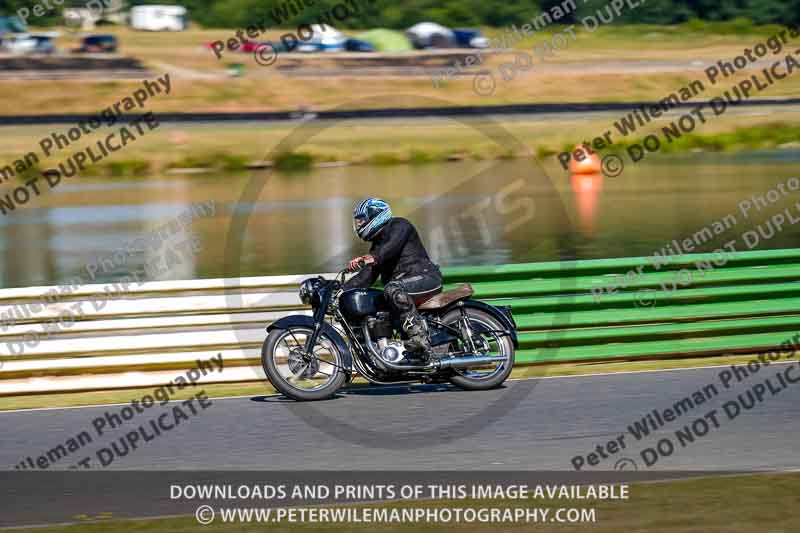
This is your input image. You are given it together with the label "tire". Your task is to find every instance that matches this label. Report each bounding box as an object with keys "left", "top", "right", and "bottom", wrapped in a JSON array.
[
  {"left": 441, "top": 307, "right": 515, "bottom": 391},
  {"left": 261, "top": 326, "right": 347, "bottom": 401}
]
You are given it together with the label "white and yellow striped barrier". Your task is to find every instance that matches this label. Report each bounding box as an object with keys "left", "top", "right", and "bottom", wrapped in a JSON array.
[{"left": 0, "top": 274, "right": 328, "bottom": 396}]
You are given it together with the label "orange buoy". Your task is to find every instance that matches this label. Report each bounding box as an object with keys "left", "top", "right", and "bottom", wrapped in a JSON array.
[{"left": 568, "top": 145, "right": 602, "bottom": 174}]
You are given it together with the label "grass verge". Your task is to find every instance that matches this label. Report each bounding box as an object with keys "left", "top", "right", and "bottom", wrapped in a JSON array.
[
  {"left": 584, "top": 123, "right": 800, "bottom": 158},
  {"left": 2, "top": 110, "right": 799, "bottom": 180}
]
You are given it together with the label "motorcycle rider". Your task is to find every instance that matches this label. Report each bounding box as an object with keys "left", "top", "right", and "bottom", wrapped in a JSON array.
[{"left": 344, "top": 198, "right": 443, "bottom": 353}]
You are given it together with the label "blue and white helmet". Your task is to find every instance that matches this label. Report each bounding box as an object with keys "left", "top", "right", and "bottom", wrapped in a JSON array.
[{"left": 353, "top": 198, "right": 392, "bottom": 241}]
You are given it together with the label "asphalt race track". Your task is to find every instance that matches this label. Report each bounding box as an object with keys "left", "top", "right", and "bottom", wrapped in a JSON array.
[
  {"left": 2, "top": 363, "right": 799, "bottom": 472},
  {"left": 1, "top": 363, "right": 799, "bottom": 526}
]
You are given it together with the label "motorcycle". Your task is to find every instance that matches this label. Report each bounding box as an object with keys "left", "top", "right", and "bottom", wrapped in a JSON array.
[{"left": 261, "top": 264, "right": 518, "bottom": 401}]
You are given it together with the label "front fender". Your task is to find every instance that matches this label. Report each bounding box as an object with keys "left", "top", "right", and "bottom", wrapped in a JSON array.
[
  {"left": 457, "top": 300, "right": 519, "bottom": 348},
  {"left": 267, "top": 315, "right": 353, "bottom": 371}
]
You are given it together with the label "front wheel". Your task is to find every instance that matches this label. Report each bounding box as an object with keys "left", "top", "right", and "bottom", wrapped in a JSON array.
[
  {"left": 262, "top": 326, "right": 348, "bottom": 401},
  {"left": 440, "top": 307, "right": 515, "bottom": 391}
]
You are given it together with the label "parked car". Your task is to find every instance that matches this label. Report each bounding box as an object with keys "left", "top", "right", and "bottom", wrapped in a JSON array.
[
  {"left": 296, "top": 25, "right": 345, "bottom": 53},
  {"left": 31, "top": 35, "right": 56, "bottom": 54},
  {"left": 1, "top": 34, "right": 37, "bottom": 54},
  {"left": 76, "top": 34, "right": 118, "bottom": 53},
  {"left": 1, "top": 33, "right": 57, "bottom": 54},
  {"left": 453, "top": 28, "right": 489, "bottom": 49},
  {"left": 344, "top": 38, "right": 374, "bottom": 52},
  {"left": 240, "top": 41, "right": 287, "bottom": 53},
  {"left": 406, "top": 22, "right": 456, "bottom": 49},
  {"left": 240, "top": 41, "right": 259, "bottom": 53}
]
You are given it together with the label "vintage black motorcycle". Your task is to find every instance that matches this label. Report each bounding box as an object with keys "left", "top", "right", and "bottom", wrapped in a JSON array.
[{"left": 261, "top": 266, "right": 518, "bottom": 401}]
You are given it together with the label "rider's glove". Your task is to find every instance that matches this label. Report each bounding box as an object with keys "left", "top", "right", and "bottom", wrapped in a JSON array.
[{"left": 347, "top": 254, "right": 375, "bottom": 272}]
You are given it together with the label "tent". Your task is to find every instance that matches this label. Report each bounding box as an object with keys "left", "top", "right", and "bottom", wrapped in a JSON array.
[
  {"left": 355, "top": 28, "right": 413, "bottom": 52},
  {"left": 0, "top": 16, "right": 26, "bottom": 34}
]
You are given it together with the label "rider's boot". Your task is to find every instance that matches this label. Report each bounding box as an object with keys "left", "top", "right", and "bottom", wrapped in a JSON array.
[{"left": 402, "top": 310, "right": 431, "bottom": 353}]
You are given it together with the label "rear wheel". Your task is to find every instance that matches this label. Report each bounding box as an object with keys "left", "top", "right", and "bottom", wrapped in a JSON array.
[
  {"left": 262, "top": 326, "right": 347, "bottom": 401},
  {"left": 440, "top": 307, "right": 515, "bottom": 391}
]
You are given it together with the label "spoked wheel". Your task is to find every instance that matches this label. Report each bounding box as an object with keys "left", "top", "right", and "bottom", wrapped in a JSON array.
[
  {"left": 439, "top": 307, "right": 515, "bottom": 390},
  {"left": 262, "top": 326, "right": 348, "bottom": 401}
]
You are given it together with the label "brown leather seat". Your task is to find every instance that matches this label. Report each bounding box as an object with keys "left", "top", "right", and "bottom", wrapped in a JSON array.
[
  {"left": 413, "top": 286, "right": 442, "bottom": 306},
  {"left": 418, "top": 283, "right": 474, "bottom": 310}
]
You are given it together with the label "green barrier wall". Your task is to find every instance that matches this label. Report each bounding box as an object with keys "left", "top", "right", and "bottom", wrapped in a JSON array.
[{"left": 442, "top": 248, "right": 800, "bottom": 365}]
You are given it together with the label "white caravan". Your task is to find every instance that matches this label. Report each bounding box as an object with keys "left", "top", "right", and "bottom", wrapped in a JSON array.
[{"left": 130, "top": 5, "right": 188, "bottom": 31}]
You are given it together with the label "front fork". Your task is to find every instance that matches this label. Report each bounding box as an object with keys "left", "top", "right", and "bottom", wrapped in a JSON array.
[
  {"left": 303, "top": 289, "right": 333, "bottom": 358},
  {"left": 304, "top": 321, "right": 323, "bottom": 359}
]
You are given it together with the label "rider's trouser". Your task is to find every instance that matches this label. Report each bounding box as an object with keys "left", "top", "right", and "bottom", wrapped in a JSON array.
[{"left": 383, "top": 270, "right": 443, "bottom": 350}]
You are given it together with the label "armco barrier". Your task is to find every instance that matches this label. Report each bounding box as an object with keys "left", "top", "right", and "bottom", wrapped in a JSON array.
[{"left": 2, "top": 248, "right": 800, "bottom": 396}]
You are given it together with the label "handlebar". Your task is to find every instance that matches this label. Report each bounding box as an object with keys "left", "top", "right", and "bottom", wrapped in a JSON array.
[{"left": 337, "top": 259, "right": 367, "bottom": 284}]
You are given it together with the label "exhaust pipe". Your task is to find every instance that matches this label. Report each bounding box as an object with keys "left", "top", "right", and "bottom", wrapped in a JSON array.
[
  {"left": 437, "top": 355, "right": 507, "bottom": 369},
  {"left": 374, "top": 352, "right": 507, "bottom": 372},
  {"left": 362, "top": 325, "right": 506, "bottom": 371}
]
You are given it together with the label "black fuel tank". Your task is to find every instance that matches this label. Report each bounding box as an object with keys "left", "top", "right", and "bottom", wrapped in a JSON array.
[{"left": 339, "top": 288, "right": 388, "bottom": 319}]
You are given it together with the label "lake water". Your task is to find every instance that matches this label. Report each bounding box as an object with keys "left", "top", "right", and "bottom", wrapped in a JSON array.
[{"left": 1, "top": 151, "right": 799, "bottom": 288}]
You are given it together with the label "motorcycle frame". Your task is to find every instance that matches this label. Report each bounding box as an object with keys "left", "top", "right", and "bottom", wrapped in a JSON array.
[{"left": 272, "top": 275, "right": 518, "bottom": 385}]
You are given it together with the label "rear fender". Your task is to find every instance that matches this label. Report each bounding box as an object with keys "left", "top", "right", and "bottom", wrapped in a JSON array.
[{"left": 267, "top": 315, "right": 353, "bottom": 372}]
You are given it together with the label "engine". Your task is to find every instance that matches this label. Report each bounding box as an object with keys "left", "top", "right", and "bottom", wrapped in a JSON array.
[
  {"left": 366, "top": 312, "right": 406, "bottom": 363},
  {"left": 377, "top": 338, "right": 407, "bottom": 363}
]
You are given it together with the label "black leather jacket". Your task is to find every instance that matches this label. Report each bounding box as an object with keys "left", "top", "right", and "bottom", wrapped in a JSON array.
[{"left": 343, "top": 217, "right": 441, "bottom": 290}]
